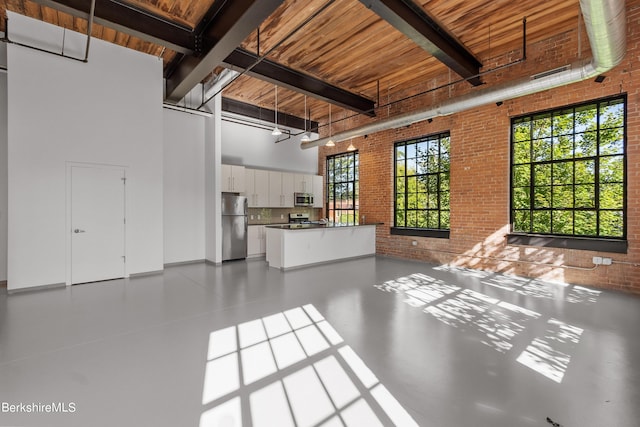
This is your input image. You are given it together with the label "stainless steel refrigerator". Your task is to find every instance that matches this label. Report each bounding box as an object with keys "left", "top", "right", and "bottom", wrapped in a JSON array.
[{"left": 222, "top": 194, "right": 248, "bottom": 261}]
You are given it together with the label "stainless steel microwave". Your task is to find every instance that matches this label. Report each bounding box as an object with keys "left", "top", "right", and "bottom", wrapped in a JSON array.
[{"left": 294, "top": 192, "right": 314, "bottom": 207}]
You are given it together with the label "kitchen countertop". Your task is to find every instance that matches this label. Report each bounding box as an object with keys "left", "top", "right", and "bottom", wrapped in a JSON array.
[{"left": 265, "top": 223, "right": 382, "bottom": 230}]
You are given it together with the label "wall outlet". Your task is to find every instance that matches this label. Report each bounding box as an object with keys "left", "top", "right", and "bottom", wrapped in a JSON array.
[
  {"left": 602, "top": 257, "right": 612, "bottom": 266},
  {"left": 592, "top": 256, "right": 603, "bottom": 265},
  {"left": 250, "top": 215, "right": 254, "bottom": 220},
  {"left": 281, "top": 214, "right": 284, "bottom": 219},
  {"left": 412, "top": 240, "right": 418, "bottom": 246},
  {"left": 257, "top": 215, "right": 261, "bottom": 220}
]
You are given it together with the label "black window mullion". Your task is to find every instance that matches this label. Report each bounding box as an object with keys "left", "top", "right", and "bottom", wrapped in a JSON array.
[
  {"left": 511, "top": 95, "right": 626, "bottom": 240},
  {"left": 529, "top": 120, "right": 534, "bottom": 234},
  {"left": 326, "top": 151, "right": 359, "bottom": 225},
  {"left": 404, "top": 143, "right": 408, "bottom": 226},
  {"left": 394, "top": 133, "right": 450, "bottom": 231},
  {"left": 437, "top": 136, "right": 442, "bottom": 229},
  {"left": 595, "top": 101, "right": 601, "bottom": 235}
]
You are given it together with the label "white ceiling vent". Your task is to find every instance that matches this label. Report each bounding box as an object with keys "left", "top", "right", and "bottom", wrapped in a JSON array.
[{"left": 531, "top": 65, "right": 572, "bottom": 80}]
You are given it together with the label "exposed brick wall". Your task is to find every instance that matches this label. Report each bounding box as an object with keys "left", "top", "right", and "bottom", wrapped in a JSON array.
[{"left": 319, "top": 0, "right": 640, "bottom": 293}]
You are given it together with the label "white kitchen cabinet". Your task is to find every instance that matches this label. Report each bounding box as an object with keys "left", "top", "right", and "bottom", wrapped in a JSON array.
[
  {"left": 245, "top": 168, "right": 269, "bottom": 207},
  {"left": 282, "top": 173, "right": 295, "bottom": 206},
  {"left": 269, "top": 171, "right": 295, "bottom": 207},
  {"left": 294, "top": 173, "right": 313, "bottom": 193},
  {"left": 312, "top": 175, "right": 324, "bottom": 208},
  {"left": 248, "top": 225, "right": 266, "bottom": 257},
  {"left": 221, "top": 164, "right": 246, "bottom": 193}
]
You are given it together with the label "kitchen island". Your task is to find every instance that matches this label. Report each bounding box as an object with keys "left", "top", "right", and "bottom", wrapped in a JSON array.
[{"left": 265, "top": 224, "right": 376, "bottom": 269}]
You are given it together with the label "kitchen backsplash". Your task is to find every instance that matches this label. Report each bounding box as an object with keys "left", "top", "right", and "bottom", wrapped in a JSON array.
[{"left": 248, "top": 207, "right": 323, "bottom": 225}]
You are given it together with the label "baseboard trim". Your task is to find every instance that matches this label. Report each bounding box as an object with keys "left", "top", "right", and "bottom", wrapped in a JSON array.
[
  {"left": 163, "top": 259, "right": 205, "bottom": 268},
  {"left": 276, "top": 254, "right": 375, "bottom": 271},
  {"left": 129, "top": 270, "right": 164, "bottom": 278},
  {"left": 8, "top": 282, "right": 66, "bottom": 294}
]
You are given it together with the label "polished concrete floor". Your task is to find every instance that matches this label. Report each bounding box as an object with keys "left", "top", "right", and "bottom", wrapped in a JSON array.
[{"left": 0, "top": 256, "right": 639, "bottom": 427}]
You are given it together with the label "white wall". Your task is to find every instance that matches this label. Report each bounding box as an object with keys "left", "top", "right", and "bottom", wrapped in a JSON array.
[
  {"left": 0, "top": 33, "right": 7, "bottom": 282},
  {"left": 6, "top": 13, "right": 163, "bottom": 290},
  {"left": 163, "top": 109, "right": 205, "bottom": 264},
  {"left": 221, "top": 115, "right": 319, "bottom": 173}
]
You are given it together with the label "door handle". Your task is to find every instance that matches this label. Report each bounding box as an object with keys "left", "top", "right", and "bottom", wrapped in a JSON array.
[{"left": 74, "top": 229, "right": 86, "bottom": 233}]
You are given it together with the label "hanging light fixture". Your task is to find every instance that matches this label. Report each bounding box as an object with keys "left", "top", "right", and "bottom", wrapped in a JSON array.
[
  {"left": 301, "top": 95, "right": 311, "bottom": 142},
  {"left": 347, "top": 138, "right": 356, "bottom": 151},
  {"left": 325, "top": 104, "right": 335, "bottom": 146},
  {"left": 272, "top": 85, "right": 282, "bottom": 136}
]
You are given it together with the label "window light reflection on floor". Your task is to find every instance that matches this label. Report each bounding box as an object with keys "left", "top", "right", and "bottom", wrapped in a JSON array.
[
  {"left": 200, "top": 304, "right": 418, "bottom": 427},
  {"left": 425, "top": 288, "right": 540, "bottom": 353},
  {"left": 375, "top": 273, "right": 586, "bottom": 383},
  {"left": 434, "top": 264, "right": 602, "bottom": 305},
  {"left": 516, "top": 318, "right": 584, "bottom": 383},
  {"left": 376, "top": 274, "right": 541, "bottom": 354}
]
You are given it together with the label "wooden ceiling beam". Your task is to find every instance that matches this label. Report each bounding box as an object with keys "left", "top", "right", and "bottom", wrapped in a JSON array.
[
  {"left": 30, "top": 0, "right": 376, "bottom": 113},
  {"left": 222, "top": 49, "right": 376, "bottom": 117},
  {"left": 359, "top": 0, "right": 483, "bottom": 85},
  {"left": 164, "top": 0, "right": 285, "bottom": 103},
  {"left": 30, "top": 0, "right": 194, "bottom": 54}
]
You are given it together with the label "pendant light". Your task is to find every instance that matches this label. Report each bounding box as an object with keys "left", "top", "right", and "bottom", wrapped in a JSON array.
[
  {"left": 347, "top": 138, "right": 356, "bottom": 151},
  {"left": 325, "top": 104, "right": 335, "bottom": 146},
  {"left": 272, "top": 85, "right": 282, "bottom": 136},
  {"left": 301, "top": 95, "right": 311, "bottom": 142}
]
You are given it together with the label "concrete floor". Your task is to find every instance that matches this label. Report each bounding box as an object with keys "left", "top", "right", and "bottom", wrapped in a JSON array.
[{"left": 0, "top": 256, "right": 639, "bottom": 427}]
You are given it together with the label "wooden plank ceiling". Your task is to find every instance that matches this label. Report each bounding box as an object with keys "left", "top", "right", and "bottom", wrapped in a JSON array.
[{"left": 0, "top": 0, "right": 581, "bottom": 128}]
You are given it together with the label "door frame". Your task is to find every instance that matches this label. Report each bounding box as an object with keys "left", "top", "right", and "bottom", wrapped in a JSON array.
[{"left": 65, "top": 161, "right": 128, "bottom": 286}]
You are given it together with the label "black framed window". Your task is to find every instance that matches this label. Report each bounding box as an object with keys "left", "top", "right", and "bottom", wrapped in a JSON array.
[
  {"left": 326, "top": 151, "right": 359, "bottom": 225},
  {"left": 393, "top": 132, "right": 450, "bottom": 237},
  {"left": 510, "top": 95, "right": 626, "bottom": 245}
]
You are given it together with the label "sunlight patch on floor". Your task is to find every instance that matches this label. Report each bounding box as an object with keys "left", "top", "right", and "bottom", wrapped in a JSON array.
[
  {"left": 375, "top": 273, "right": 587, "bottom": 383},
  {"left": 516, "top": 318, "right": 584, "bottom": 383},
  {"left": 200, "top": 304, "right": 418, "bottom": 427}
]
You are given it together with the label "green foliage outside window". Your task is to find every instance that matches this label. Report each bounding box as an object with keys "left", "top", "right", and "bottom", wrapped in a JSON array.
[
  {"left": 511, "top": 96, "right": 626, "bottom": 238},
  {"left": 395, "top": 133, "right": 450, "bottom": 229},
  {"left": 326, "top": 151, "right": 359, "bottom": 225}
]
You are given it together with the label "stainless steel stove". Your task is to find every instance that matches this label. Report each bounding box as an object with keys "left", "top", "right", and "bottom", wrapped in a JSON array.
[{"left": 289, "top": 213, "right": 310, "bottom": 224}]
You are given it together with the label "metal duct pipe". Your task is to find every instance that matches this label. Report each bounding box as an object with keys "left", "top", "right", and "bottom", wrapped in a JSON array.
[{"left": 301, "top": 0, "right": 626, "bottom": 149}]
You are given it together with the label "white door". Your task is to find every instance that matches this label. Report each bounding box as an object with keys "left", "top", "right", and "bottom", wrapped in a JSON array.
[{"left": 71, "top": 165, "right": 126, "bottom": 284}]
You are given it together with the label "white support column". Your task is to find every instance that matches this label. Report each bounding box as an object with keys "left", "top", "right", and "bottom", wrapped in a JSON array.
[
  {"left": 0, "top": 33, "right": 7, "bottom": 282},
  {"left": 204, "top": 94, "right": 222, "bottom": 264}
]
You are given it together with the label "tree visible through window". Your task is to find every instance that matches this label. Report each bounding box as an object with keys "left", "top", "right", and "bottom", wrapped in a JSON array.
[
  {"left": 326, "top": 151, "right": 359, "bottom": 225},
  {"left": 394, "top": 132, "right": 450, "bottom": 230},
  {"left": 511, "top": 96, "right": 626, "bottom": 239}
]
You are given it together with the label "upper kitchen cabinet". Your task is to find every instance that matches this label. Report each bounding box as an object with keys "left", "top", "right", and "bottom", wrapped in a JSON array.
[
  {"left": 222, "top": 164, "right": 246, "bottom": 193},
  {"left": 269, "top": 171, "right": 295, "bottom": 207},
  {"left": 313, "top": 175, "right": 324, "bottom": 208},
  {"left": 245, "top": 168, "right": 269, "bottom": 207},
  {"left": 294, "top": 174, "right": 313, "bottom": 194}
]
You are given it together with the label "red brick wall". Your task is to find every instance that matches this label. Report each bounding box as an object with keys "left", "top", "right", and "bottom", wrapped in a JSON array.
[{"left": 319, "top": 0, "right": 640, "bottom": 293}]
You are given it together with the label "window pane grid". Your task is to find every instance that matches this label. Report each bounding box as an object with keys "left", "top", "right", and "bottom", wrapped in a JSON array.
[
  {"left": 510, "top": 96, "right": 626, "bottom": 239},
  {"left": 395, "top": 132, "right": 450, "bottom": 230},
  {"left": 326, "top": 151, "right": 359, "bottom": 226}
]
